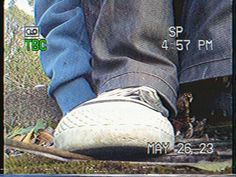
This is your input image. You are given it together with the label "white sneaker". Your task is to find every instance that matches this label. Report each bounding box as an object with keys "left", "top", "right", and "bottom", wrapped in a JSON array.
[{"left": 54, "top": 86, "right": 175, "bottom": 155}]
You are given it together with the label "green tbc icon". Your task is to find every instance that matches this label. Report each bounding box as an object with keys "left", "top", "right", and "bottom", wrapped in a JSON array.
[{"left": 25, "top": 39, "right": 47, "bottom": 51}]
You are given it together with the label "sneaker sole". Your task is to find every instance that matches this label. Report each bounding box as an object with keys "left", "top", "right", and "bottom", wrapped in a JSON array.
[{"left": 54, "top": 101, "right": 175, "bottom": 158}]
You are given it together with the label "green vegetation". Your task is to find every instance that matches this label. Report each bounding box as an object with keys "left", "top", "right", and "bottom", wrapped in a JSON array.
[{"left": 4, "top": 5, "right": 49, "bottom": 92}]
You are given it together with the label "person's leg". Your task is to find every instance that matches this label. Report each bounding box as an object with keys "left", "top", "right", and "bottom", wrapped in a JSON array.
[
  {"left": 179, "top": 0, "right": 232, "bottom": 117},
  {"left": 54, "top": 0, "right": 179, "bottom": 155},
  {"left": 34, "top": 0, "right": 96, "bottom": 115},
  {"left": 179, "top": 0, "right": 232, "bottom": 83},
  {"left": 90, "top": 0, "right": 179, "bottom": 116}
]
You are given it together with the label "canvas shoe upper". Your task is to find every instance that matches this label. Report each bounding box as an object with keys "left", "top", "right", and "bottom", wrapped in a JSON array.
[{"left": 54, "top": 86, "right": 175, "bottom": 154}]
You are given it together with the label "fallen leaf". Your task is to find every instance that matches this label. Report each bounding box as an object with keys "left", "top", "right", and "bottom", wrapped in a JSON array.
[
  {"left": 37, "top": 131, "right": 53, "bottom": 146},
  {"left": 12, "top": 135, "right": 25, "bottom": 142},
  {"left": 33, "top": 119, "right": 46, "bottom": 134},
  {"left": 187, "top": 160, "right": 232, "bottom": 172},
  {"left": 7, "top": 126, "right": 33, "bottom": 139},
  {"left": 22, "top": 128, "right": 34, "bottom": 144}
]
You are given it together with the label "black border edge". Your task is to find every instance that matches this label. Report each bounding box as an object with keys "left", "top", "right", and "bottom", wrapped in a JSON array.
[
  {"left": 1, "top": 0, "right": 4, "bottom": 175},
  {"left": 0, "top": 0, "right": 235, "bottom": 176},
  {"left": 233, "top": 0, "right": 236, "bottom": 174}
]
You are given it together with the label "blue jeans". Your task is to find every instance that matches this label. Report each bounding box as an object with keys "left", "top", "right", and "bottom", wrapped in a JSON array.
[{"left": 35, "top": 0, "right": 232, "bottom": 116}]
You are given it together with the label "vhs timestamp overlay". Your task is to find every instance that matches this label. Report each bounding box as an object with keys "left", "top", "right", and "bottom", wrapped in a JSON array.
[
  {"left": 161, "top": 26, "right": 213, "bottom": 51},
  {"left": 24, "top": 26, "right": 47, "bottom": 51},
  {"left": 147, "top": 142, "right": 215, "bottom": 155}
]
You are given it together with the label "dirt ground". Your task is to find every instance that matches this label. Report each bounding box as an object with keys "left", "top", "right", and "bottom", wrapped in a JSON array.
[{"left": 4, "top": 86, "right": 232, "bottom": 174}]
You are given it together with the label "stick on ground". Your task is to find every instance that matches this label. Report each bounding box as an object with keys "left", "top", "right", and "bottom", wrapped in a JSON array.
[{"left": 5, "top": 138, "right": 94, "bottom": 161}]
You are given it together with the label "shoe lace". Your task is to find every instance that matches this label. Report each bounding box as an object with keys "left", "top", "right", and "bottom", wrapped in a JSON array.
[{"left": 98, "top": 86, "right": 169, "bottom": 117}]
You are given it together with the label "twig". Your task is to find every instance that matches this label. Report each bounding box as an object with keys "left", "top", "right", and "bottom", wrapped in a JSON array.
[{"left": 5, "top": 138, "right": 94, "bottom": 161}]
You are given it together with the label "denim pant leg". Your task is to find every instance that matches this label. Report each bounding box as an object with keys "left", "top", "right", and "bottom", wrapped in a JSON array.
[
  {"left": 179, "top": 0, "right": 233, "bottom": 84},
  {"left": 88, "top": 0, "right": 179, "bottom": 115},
  {"left": 35, "top": 0, "right": 96, "bottom": 115}
]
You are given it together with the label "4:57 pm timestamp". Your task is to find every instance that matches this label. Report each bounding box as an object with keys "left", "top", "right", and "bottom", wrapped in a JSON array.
[{"left": 162, "top": 39, "right": 191, "bottom": 51}]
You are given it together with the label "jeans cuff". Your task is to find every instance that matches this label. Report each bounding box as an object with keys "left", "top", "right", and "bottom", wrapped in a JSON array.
[
  {"left": 52, "top": 77, "right": 96, "bottom": 115},
  {"left": 98, "top": 72, "right": 178, "bottom": 117},
  {"left": 179, "top": 58, "right": 232, "bottom": 84}
]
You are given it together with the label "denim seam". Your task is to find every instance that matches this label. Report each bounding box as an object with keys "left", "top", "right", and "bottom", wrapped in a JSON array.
[
  {"left": 180, "top": 57, "right": 231, "bottom": 74},
  {"left": 100, "top": 71, "right": 178, "bottom": 97}
]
